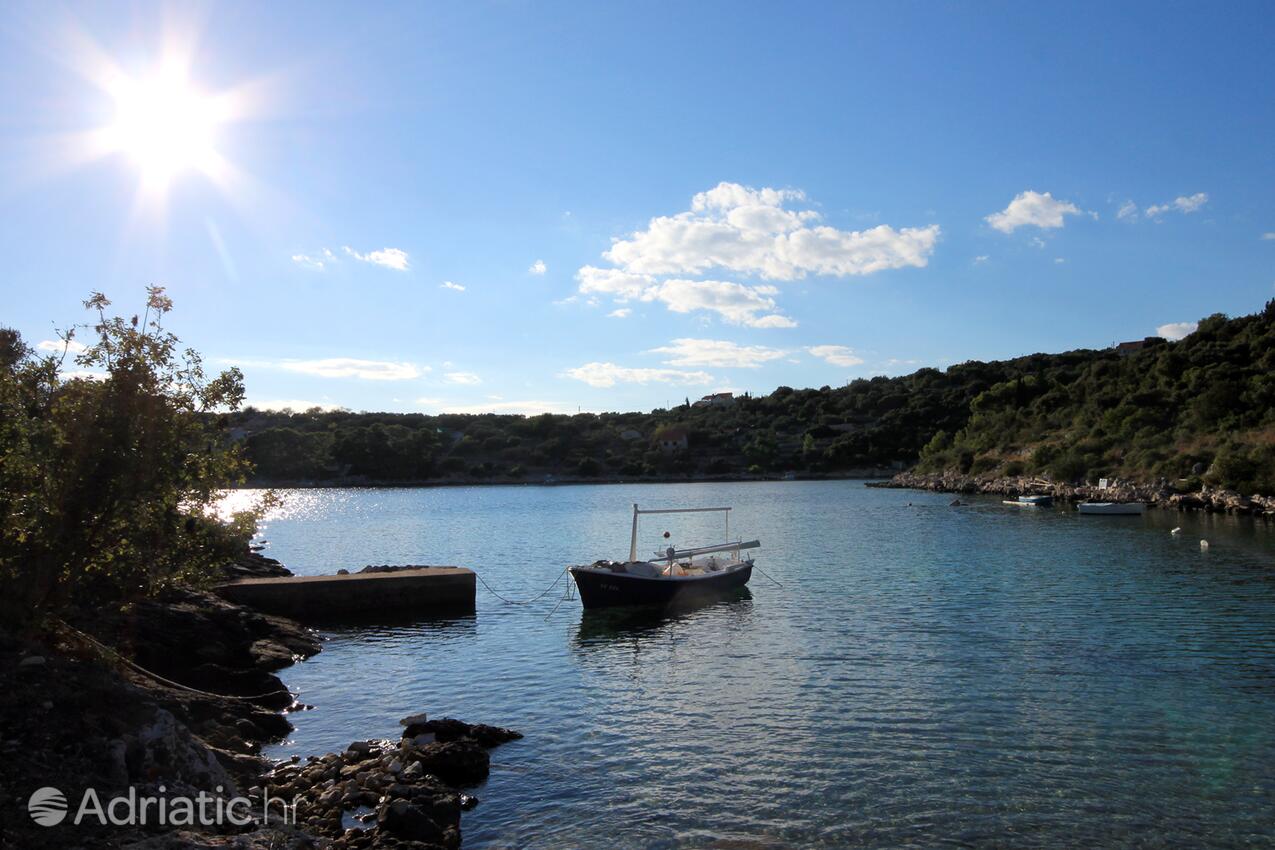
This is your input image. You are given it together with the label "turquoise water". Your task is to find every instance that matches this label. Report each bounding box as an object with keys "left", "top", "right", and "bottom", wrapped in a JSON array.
[{"left": 245, "top": 481, "right": 1275, "bottom": 848}]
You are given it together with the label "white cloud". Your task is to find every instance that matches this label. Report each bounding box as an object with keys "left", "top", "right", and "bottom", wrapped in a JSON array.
[
  {"left": 563, "top": 362, "right": 713, "bottom": 388},
  {"left": 1054, "top": 257, "right": 1066, "bottom": 264},
  {"left": 576, "top": 183, "right": 936, "bottom": 327},
  {"left": 607, "top": 308, "right": 631, "bottom": 318},
  {"left": 1157, "top": 321, "right": 1198, "bottom": 341},
  {"left": 985, "top": 190, "right": 1082, "bottom": 234},
  {"left": 61, "top": 369, "right": 107, "bottom": 382},
  {"left": 292, "top": 248, "right": 337, "bottom": 270},
  {"left": 806, "top": 345, "right": 865, "bottom": 367},
  {"left": 601, "top": 182, "right": 938, "bottom": 281},
  {"left": 653, "top": 279, "right": 797, "bottom": 328},
  {"left": 576, "top": 268, "right": 796, "bottom": 328},
  {"left": 1262, "top": 232, "right": 1275, "bottom": 241},
  {"left": 37, "top": 339, "right": 87, "bottom": 354},
  {"left": 973, "top": 255, "right": 989, "bottom": 264},
  {"left": 440, "top": 281, "right": 466, "bottom": 291},
  {"left": 246, "top": 358, "right": 424, "bottom": 381},
  {"left": 1116, "top": 200, "right": 1139, "bottom": 221},
  {"left": 649, "top": 338, "right": 787, "bottom": 368},
  {"left": 529, "top": 259, "right": 547, "bottom": 275},
  {"left": 444, "top": 371, "right": 482, "bottom": 385},
  {"left": 246, "top": 399, "right": 344, "bottom": 412},
  {"left": 344, "top": 246, "right": 410, "bottom": 270},
  {"left": 1146, "top": 193, "right": 1208, "bottom": 218}
]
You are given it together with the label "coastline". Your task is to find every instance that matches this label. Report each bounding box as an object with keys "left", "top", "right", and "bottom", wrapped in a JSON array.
[
  {"left": 2, "top": 553, "right": 518, "bottom": 849},
  {"left": 870, "top": 470, "right": 1275, "bottom": 517},
  {"left": 236, "top": 468, "right": 900, "bottom": 490}
]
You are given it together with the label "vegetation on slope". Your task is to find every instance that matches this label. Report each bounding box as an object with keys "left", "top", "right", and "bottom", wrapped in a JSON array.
[
  {"left": 235, "top": 301, "right": 1275, "bottom": 494},
  {"left": 917, "top": 300, "right": 1275, "bottom": 493}
]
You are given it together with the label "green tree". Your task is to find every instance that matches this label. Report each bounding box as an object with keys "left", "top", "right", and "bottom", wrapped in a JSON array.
[{"left": 0, "top": 289, "right": 260, "bottom": 623}]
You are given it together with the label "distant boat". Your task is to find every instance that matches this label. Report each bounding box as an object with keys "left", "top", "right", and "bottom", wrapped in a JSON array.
[
  {"left": 568, "top": 504, "right": 757, "bottom": 609},
  {"left": 1004, "top": 495, "right": 1053, "bottom": 507},
  {"left": 1077, "top": 501, "right": 1145, "bottom": 515}
]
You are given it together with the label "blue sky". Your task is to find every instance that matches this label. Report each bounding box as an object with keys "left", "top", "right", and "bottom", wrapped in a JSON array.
[{"left": 2, "top": 1, "right": 1273, "bottom": 414}]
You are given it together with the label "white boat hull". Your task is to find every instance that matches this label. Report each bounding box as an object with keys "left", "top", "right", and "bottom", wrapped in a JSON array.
[{"left": 1077, "top": 502, "right": 1145, "bottom": 515}]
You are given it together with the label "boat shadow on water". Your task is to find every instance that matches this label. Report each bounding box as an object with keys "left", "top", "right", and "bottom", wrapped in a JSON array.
[{"left": 572, "top": 587, "right": 754, "bottom": 645}]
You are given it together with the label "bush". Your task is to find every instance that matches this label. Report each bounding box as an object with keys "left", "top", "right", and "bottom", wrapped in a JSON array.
[{"left": 0, "top": 289, "right": 261, "bottom": 623}]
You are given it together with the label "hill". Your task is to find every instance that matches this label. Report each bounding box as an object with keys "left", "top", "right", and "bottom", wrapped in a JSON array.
[{"left": 232, "top": 300, "right": 1275, "bottom": 494}]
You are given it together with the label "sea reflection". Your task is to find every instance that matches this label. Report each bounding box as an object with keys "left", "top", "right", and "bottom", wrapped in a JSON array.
[{"left": 573, "top": 589, "right": 755, "bottom": 646}]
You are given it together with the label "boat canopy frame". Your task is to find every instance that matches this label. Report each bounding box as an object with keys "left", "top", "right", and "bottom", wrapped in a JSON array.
[{"left": 629, "top": 504, "right": 737, "bottom": 562}]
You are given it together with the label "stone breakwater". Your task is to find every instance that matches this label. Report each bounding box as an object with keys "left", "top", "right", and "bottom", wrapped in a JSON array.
[{"left": 871, "top": 472, "right": 1275, "bottom": 517}]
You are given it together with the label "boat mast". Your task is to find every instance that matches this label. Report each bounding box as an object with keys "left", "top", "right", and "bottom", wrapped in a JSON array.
[{"left": 629, "top": 503, "right": 640, "bottom": 563}]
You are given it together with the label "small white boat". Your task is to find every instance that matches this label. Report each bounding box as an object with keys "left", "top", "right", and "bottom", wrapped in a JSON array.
[
  {"left": 568, "top": 505, "right": 758, "bottom": 608},
  {"left": 1004, "top": 495, "right": 1053, "bottom": 507},
  {"left": 1077, "top": 501, "right": 1145, "bottom": 516}
]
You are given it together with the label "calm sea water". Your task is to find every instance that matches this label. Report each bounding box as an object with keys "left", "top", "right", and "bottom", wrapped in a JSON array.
[{"left": 236, "top": 481, "right": 1275, "bottom": 848}]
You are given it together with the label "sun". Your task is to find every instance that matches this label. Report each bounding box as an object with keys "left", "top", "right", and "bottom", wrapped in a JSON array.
[{"left": 101, "top": 66, "right": 230, "bottom": 190}]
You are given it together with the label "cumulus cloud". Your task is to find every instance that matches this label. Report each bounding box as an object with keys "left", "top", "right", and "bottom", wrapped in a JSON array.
[
  {"left": 806, "top": 345, "right": 865, "bottom": 367},
  {"left": 601, "top": 182, "right": 939, "bottom": 280},
  {"left": 1157, "top": 321, "right": 1198, "bottom": 341},
  {"left": 444, "top": 371, "right": 482, "bottom": 385},
  {"left": 440, "top": 281, "right": 465, "bottom": 291},
  {"left": 563, "top": 362, "right": 713, "bottom": 388},
  {"left": 576, "top": 267, "right": 796, "bottom": 328},
  {"left": 37, "top": 339, "right": 87, "bottom": 354},
  {"left": 985, "top": 190, "right": 1082, "bottom": 234},
  {"left": 292, "top": 248, "right": 337, "bottom": 270},
  {"left": 344, "top": 246, "right": 410, "bottom": 270},
  {"left": 1116, "top": 200, "right": 1139, "bottom": 221},
  {"left": 649, "top": 338, "right": 787, "bottom": 368},
  {"left": 607, "top": 308, "right": 631, "bottom": 318},
  {"left": 1146, "top": 193, "right": 1208, "bottom": 218},
  {"left": 529, "top": 259, "right": 547, "bottom": 275},
  {"left": 1261, "top": 232, "right": 1275, "bottom": 241},
  {"left": 973, "top": 255, "right": 989, "bottom": 265},
  {"left": 574, "top": 182, "right": 937, "bottom": 327}
]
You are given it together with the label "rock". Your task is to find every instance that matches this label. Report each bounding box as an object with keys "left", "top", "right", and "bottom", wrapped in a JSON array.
[
  {"left": 376, "top": 799, "right": 457, "bottom": 846},
  {"left": 18, "top": 655, "right": 46, "bottom": 668},
  {"left": 460, "top": 794, "right": 479, "bottom": 811},
  {"left": 336, "top": 568, "right": 350, "bottom": 575},
  {"left": 406, "top": 740, "right": 491, "bottom": 786},
  {"left": 346, "top": 740, "right": 372, "bottom": 758},
  {"left": 399, "top": 712, "right": 428, "bottom": 728},
  {"left": 401, "top": 760, "right": 423, "bottom": 780},
  {"left": 386, "top": 757, "right": 402, "bottom": 775}
]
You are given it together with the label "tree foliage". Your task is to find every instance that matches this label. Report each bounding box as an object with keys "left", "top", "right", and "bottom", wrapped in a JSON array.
[{"left": 0, "top": 289, "right": 259, "bottom": 623}]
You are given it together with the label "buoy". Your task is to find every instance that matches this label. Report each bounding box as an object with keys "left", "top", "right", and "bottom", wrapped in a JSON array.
[
  {"left": 1200, "top": 539, "right": 1210, "bottom": 550},
  {"left": 1170, "top": 527, "right": 1181, "bottom": 535}
]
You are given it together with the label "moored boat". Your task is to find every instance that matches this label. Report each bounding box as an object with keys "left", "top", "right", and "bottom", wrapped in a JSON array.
[
  {"left": 1004, "top": 494, "right": 1053, "bottom": 507},
  {"left": 1077, "top": 501, "right": 1145, "bottom": 515},
  {"left": 568, "top": 505, "right": 758, "bottom": 609}
]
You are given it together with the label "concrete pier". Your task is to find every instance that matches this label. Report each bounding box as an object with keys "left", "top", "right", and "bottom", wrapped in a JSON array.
[{"left": 217, "top": 567, "right": 475, "bottom": 622}]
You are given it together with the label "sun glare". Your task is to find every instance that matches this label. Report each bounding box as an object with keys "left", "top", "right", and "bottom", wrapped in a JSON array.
[{"left": 102, "top": 67, "right": 229, "bottom": 189}]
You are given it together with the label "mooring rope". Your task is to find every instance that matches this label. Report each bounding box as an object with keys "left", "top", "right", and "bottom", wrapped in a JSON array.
[
  {"left": 474, "top": 566, "right": 570, "bottom": 606},
  {"left": 54, "top": 621, "right": 294, "bottom": 703},
  {"left": 752, "top": 562, "right": 784, "bottom": 588}
]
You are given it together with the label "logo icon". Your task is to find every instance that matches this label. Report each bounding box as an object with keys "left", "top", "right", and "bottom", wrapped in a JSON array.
[{"left": 28, "top": 787, "right": 68, "bottom": 826}]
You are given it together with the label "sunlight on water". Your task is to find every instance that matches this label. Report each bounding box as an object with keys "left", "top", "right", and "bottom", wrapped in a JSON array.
[{"left": 250, "top": 481, "right": 1275, "bottom": 848}]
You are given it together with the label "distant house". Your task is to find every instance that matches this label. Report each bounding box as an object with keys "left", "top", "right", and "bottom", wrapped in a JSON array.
[
  {"left": 619, "top": 428, "right": 644, "bottom": 442},
  {"left": 691, "top": 392, "right": 735, "bottom": 408},
  {"left": 655, "top": 426, "right": 689, "bottom": 454},
  {"left": 1113, "top": 337, "right": 1164, "bottom": 357}
]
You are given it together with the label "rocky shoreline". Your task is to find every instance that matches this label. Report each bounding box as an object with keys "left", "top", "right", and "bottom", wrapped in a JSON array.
[
  {"left": 871, "top": 471, "right": 1275, "bottom": 517},
  {"left": 2, "top": 554, "right": 519, "bottom": 849}
]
